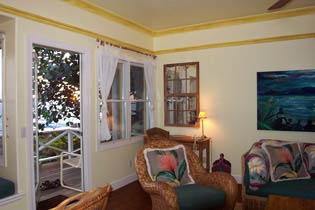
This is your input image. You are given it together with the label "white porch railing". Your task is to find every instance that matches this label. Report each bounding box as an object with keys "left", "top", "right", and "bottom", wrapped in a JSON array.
[{"left": 36, "top": 128, "right": 81, "bottom": 163}]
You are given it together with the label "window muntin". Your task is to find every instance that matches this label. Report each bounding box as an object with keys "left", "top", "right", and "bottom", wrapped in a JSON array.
[{"left": 103, "top": 61, "right": 148, "bottom": 142}]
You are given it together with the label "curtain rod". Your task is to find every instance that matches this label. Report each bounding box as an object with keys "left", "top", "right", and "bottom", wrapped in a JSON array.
[{"left": 96, "top": 39, "right": 156, "bottom": 59}]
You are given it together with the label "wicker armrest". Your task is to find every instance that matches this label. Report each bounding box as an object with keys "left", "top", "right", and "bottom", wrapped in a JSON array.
[
  {"left": 141, "top": 181, "right": 178, "bottom": 209},
  {"left": 195, "top": 172, "right": 238, "bottom": 210}
]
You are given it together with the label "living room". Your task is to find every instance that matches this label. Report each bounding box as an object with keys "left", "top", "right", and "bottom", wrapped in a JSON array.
[{"left": 0, "top": 0, "right": 314, "bottom": 209}]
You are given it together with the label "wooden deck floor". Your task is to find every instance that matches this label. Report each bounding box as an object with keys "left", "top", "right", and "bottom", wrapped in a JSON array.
[{"left": 38, "top": 161, "right": 81, "bottom": 202}]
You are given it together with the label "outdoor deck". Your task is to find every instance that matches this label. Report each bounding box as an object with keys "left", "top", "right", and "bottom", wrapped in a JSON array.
[{"left": 39, "top": 161, "right": 81, "bottom": 201}]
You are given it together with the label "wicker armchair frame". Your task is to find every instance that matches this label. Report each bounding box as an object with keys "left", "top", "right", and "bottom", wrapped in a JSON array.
[
  {"left": 241, "top": 152, "right": 267, "bottom": 210},
  {"left": 144, "top": 127, "right": 170, "bottom": 144},
  {"left": 135, "top": 139, "right": 238, "bottom": 210},
  {"left": 50, "top": 184, "right": 111, "bottom": 210}
]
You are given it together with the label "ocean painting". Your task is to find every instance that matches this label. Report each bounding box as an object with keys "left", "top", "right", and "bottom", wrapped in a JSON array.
[{"left": 257, "top": 69, "right": 315, "bottom": 132}]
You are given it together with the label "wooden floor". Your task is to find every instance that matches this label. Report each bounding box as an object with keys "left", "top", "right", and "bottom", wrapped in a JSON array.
[
  {"left": 38, "top": 161, "right": 81, "bottom": 202},
  {"left": 107, "top": 181, "right": 243, "bottom": 210}
]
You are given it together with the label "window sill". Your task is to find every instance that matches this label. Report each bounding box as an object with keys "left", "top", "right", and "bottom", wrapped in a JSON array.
[
  {"left": 97, "top": 136, "right": 144, "bottom": 151},
  {"left": 0, "top": 193, "right": 24, "bottom": 206}
]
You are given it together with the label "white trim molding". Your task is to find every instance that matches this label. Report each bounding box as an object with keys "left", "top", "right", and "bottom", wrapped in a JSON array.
[
  {"left": 233, "top": 175, "right": 242, "bottom": 184},
  {"left": 0, "top": 193, "right": 24, "bottom": 206},
  {"left": 110, "top": 173, "right": 138, "bottom": 191}
]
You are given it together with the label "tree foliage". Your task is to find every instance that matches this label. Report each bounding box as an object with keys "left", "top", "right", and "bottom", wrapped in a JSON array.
[{"left": 34, "top": 46, "right": 80, "bottom": 130}]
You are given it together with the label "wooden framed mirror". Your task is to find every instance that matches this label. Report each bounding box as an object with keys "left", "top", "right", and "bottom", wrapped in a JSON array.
[{"left": 164, "top": 62, "right": 200, "bottom": 127}]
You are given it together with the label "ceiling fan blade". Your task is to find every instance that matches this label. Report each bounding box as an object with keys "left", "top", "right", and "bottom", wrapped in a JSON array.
[{"left": 268, "top": 0, "right": 292, "bottom": 10}]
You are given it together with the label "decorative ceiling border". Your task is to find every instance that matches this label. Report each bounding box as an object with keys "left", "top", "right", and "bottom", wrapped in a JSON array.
[
  {"left": 0, "top": 3, "right": 154, "bottom": 55},
  {"left": 63, "top": 0, "right": 153, "bottom": 36},
  {"left": 154, "top": 7, "right": 315, "bottom": 36},
  {"left": 155, "top": 33, "right": 315, "bottom": 54},
  {"left": 63, "top": 0, "right": 315, "bottom": 37},
  {"left": 0, "top": 3, "right": 314, "bottom": 56}
]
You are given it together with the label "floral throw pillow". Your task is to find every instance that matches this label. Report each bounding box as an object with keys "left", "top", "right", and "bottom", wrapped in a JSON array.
[
  {"left": 262, "top": 142, "right": 310, "bottom": 182},
  {"left": 300, "top": 143, "right": 315, "bottom": 177},
  {"left": 246, "top": 139, "right": 284, "bottom": 190},
  {"left": 144, "top": 145, "right": 195, "bottom": 187}
]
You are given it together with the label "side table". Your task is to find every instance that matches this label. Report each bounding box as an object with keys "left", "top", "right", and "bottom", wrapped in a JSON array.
[{"left": 170, "top": 135, "right": 210, "bottom": 171}]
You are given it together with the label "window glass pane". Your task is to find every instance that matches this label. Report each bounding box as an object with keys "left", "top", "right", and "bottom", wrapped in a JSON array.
[
  {"left": 107, "top": 101, "right": 125, "bottom": 140},
  {"left": 130, "top": 65, "right": 145, "bottom": 100},
  {"left": 131, "top": 101, "right": 146, "bottom": 136},
  {"left": 108, "top": 63, "right": 123, "bottom": 100}
]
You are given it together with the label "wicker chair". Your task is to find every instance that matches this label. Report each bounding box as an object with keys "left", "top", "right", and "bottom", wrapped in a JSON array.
[
  {"left": 135, "top": 139, "right": 238, "bottom": 210},
  {"left": 50, "top": 184, "right": 111, "bottom": 210},
  {"left": 144, "top": 127, "right": 170, "bottom": 144}
]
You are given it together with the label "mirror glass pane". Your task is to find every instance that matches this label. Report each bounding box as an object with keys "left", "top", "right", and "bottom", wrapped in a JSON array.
[{"left": 166, "top": 67, "right": 175, "bottom": 79}]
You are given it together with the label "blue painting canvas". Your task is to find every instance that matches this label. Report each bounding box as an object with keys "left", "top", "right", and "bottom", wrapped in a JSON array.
[{"left": 257, "top": 69, "right": 315, "bottom": 132}]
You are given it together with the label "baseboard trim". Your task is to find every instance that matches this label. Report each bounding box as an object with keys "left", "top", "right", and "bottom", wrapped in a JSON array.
[
  {"left": 233, "top": 175, "right": 242, "bottom": 184},
  {"left": 110, "top": 173, "right": 138, "bottom": 190}
]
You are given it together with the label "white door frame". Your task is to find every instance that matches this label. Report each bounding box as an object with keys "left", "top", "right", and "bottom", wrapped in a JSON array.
[{"left": 26, "top": 36, "right": 92, "bottom": 210}]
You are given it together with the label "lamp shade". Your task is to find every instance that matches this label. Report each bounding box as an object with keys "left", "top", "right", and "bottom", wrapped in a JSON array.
[{"left": 198, "top": 111, "right": 207, "bottom": 119}]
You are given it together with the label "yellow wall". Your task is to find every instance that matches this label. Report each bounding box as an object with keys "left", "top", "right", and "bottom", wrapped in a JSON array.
[
  {"left": 0, "top": 18, "right": 17, "bottom": 183},
  {"left": 0, "top": 1, "right": 150, "bottom": 209},
  {"left": 154, "top": 14, "right": 315, "bottom": 177},
  {"left": 0, "top": 0, "right": 314, "bottom": 209}
]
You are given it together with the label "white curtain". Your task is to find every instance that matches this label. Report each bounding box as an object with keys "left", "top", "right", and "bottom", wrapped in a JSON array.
[
  {"left": 97, "top": 45, "right": 120, "bottom": 141},
  {"left": 144, "top": 58, "right": 156, "bottom": 128}
]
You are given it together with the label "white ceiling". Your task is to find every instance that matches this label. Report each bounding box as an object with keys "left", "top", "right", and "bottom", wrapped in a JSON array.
[{"left": 85, "top": 0, "right": 315, "bottom": 31}]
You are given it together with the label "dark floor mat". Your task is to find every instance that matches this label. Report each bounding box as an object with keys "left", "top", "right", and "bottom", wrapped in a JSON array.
[{"left": 37, "top": 194, "right": 68, "bottom": 210}]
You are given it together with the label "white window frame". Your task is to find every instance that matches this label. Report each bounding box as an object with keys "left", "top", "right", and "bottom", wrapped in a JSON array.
[{"left": 98, "top": 59, "right": 149, "bottom": 151}]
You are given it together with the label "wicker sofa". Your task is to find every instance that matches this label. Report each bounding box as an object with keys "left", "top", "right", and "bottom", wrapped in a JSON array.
[{"left": 241, "top": 139, "right": 315, "bottom": 210}]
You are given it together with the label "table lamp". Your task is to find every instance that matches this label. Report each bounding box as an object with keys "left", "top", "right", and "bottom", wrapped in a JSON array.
[{"left": 198, "top": 111, "right": 207, "bottom": 138}]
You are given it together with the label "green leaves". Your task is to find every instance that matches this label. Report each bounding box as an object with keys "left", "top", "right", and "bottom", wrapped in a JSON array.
[
  {"left": 34, "top": 46, "right": 80, "bottom": 129},
  {"left": 156, "top": 171, "right": 176, "bottom": 181},
  {"left": 177, "top": 160, "right": 187, "bottom": 181}
]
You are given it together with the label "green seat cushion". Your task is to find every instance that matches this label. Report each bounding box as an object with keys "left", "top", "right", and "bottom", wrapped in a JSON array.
[
  {"left": 174, "top": 184, "right": 226, "bottom": 210},
  {"left": 246, "top": 177, "right": 315, "bottom": 199},
  {"left": 0, "top": 177, "right": 15, "bottom": 199}
]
